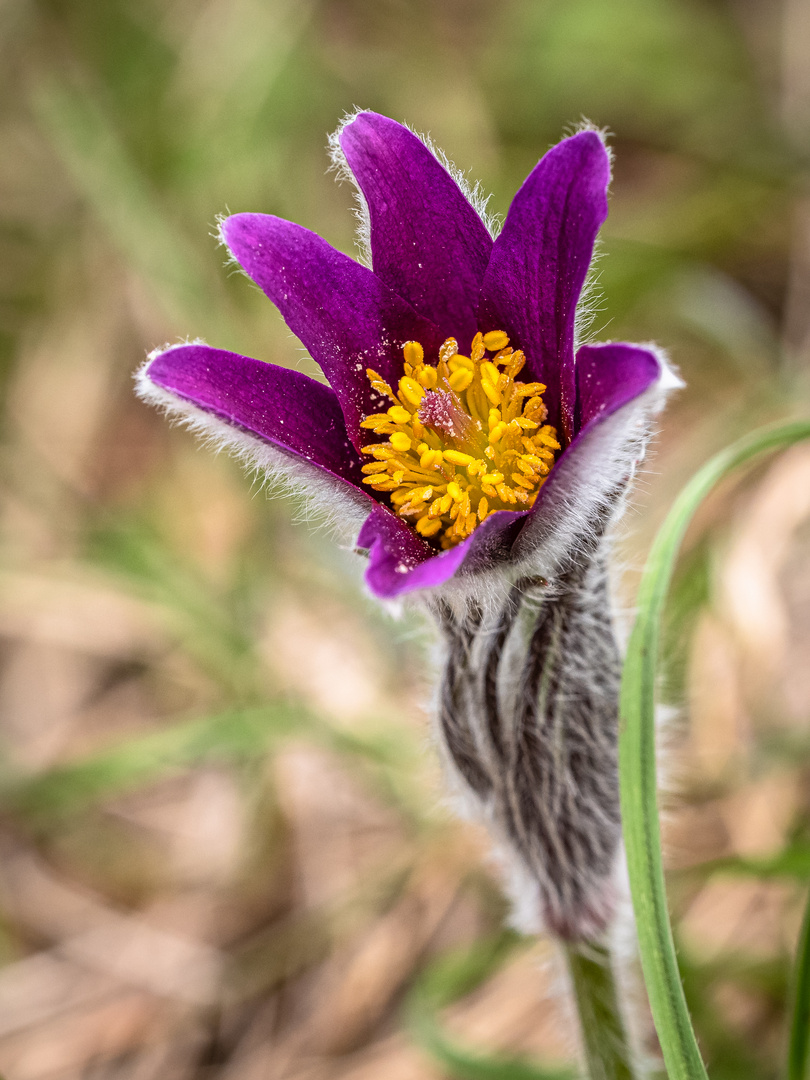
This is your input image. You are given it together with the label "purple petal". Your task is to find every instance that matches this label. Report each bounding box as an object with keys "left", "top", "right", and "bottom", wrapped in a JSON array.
[
  {"left": 145, "top": 344, "right": 366, "bottom": 489},
  {"left": 574, "top": 342, "right": 662, "bottom": 431},
  {"left": 511, "top": 343, "right": 663, "bottom": 564},
  {"left": 220, "top": 214, "right": 443, "bottom": 450},
  {"left": 339, "top": 113, "right": 493, "bottom": 346},
  {"left": 478, "top": 131, "right": 610, "bottom": 442},
  {"left": 359, "top": 502, "right": 525, "bottom": 598},
  {"left": 357, "top": 505, "right": 443, "bottom": 597}
]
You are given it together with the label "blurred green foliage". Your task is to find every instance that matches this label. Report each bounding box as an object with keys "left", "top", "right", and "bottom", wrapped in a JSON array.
[{"left": 0, "top": 0, "right": 809, "bottom": 1076}]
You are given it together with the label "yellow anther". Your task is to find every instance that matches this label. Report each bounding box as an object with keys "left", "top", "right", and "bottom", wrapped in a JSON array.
[
  {"left": 362, "top": 445, "right": 395, "bottom": 459},
  {"left": 361, "top": 461, "right": 389, "bottom": 474},
  {"left": 514, "top": 416, "right": 539, "bottom": 429},
  {"left": 390, "top": 489, "right": 412, "bottom": 505},
  {"left": 522, "top": 455, "right": 548, "bottom": 473},
  {"left": 481, "top": 380, "right": 502, "bottom": 406},
  {"left": 366, "top": 368, "right": 395, "bottom": 398},
  {"left": 448, "top": 354, "right": 475, "bottom": 371},
  {"left": 390, "top": 432, "right": 412, "bottom": 452},
  {"left": 514, "top": 382, "right": 547, "bottom": 398},
  {"left": 488, "top": 421, "right": 507, "bottom": 444},
  {"left": 416, "top": 515, "right": 442, "bottom": 537},
  {"left": 444, "top": 450, "right": 474, "bottom": 467},
  {"left": 512, "top": 473, "right": 534, "bottom": 489},
  {"left": 523, "top": 396, "right": 548, "bottom": 419},
  {"left": 470, "top": 333, "right": 485, "bottom": 362},
  {"left": 417, "top": 365, "right": 438, "bottom": 388},
  {"left": 488, "top": 408, "right": 502, "bottom": 430},
  {"left": 481, "top": 471, "right": 504, "bottom": 485},
  {"left": 482, "top": 330, "right": 510, "bottom": 352},
  {"left": 420, "top": 448, "right": 442, "bottom": 469},
  {"left": 477, "top": 496, "right": 489, "bottom": 521},
  {"left": 403, "top": 341, "right": 424, "bottom": 366},
  {"left": 505, "top": 352, "right": 525, "bottom": 378},
  {"left": 539, "top": 430, "right": 561, "bottom": 449},
  {"left": 360, "top": 414, "right": 390, "bottom": 430},
  {"left": 411, "top": 486, "right": 433, "bottom": 503},
  {"left": 496, "top": 483, "right": 516, "bottom": 503},
  {"left": 465, "top": 512, "right": 477, "bottom": 532},
  {"left": 448, "top": 368, "right": 474, "bottom": 392},
  {"left": 447, "top": 481, "right": 463, "bottom": 501},
  {"left": 388, "top": 405, "right": 411, "bottom": 424},
  {"left": 481, "top": 361, "right": 500, "bottom": 385},
  {"left": 398, "top": 376, "right": 424, "bottom": 406},
  {"left": 363, "top": 475, "right": 398, "bottom": 489},
  {"left": 428, "top": 496, "right": 446, "bottom": 518}
]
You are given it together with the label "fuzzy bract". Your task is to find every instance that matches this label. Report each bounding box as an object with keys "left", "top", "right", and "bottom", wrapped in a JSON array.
[{"left": 136, "top": 112, "right": 677, "bottom": 600}]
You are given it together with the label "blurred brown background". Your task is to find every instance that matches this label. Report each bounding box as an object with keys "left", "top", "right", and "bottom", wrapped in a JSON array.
[{"left": 0, "top": 0, "right": 809, "bottom": 1076}]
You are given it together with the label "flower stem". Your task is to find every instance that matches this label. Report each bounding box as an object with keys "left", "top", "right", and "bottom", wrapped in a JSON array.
[{"left": 565, "top": 941, "right": 637, "bottom": 1080}]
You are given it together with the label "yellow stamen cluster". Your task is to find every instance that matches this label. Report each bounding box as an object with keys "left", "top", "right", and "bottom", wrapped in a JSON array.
[{"left": 360, "top": 331, "right": 560, "bottom": 548}]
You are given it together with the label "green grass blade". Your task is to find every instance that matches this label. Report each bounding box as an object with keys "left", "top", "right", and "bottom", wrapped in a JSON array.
[
  {"left": 407, "top": 936, "right": 575, "bottom": 1080},
  {"left": 410, "top": 1019, "right": 574, "bottom": 1080},
  {"left": 0, "top": 704, "right": 312, "bottom": 821},
  {"left": 0, "top": 699, "right": 429, "bottom": 828},
  {"left": 619, "top": 419, "right": 810, "bottom": 1080},
  {"left": 788, "top": 888, "right": 810, "bottom": 1080}
]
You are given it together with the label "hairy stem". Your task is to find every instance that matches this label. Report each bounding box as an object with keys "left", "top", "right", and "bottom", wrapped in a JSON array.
[{"left": 566, "top": 941, "right": 637, "bottom": 1080}]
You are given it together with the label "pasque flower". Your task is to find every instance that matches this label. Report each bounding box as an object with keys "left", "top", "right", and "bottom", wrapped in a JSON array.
[
  {"left": 137, "top": 112, "right": 675, "bottom": 602},
  {"left": 137, "top": 113, "right": 678, "bottom": 941}
]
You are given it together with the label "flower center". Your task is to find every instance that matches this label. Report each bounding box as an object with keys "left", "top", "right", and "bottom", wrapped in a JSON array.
[{"left": 360, "top": 331, "right": 560, "bottom": 549}]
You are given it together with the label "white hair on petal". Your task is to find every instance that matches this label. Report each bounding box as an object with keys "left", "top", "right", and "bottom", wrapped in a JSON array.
[
  {"left": 134, "top": 352, "right": 370, "bottom": 545},
  {"left": 400, "top": 120, "right": 501, "bottom": 239},
  {"left": 328, "top": 108, "right": 374, "bottom": 267},
  {"left": 575, "top": 246, "right": 606, "bottom": 353},
  {"left": 214, "top": 211, "right": 256, "bottom": 285},
  {"left": 567, "top": 121, "right": 614, "bottom": 353},
  {"left": 565, "top": 116, "right": 615, "bottom": 163}
]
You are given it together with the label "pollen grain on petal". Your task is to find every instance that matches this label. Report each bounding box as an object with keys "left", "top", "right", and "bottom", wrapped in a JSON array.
[{"left": 359, "top": 334, "right": 559, "bottom": 549}]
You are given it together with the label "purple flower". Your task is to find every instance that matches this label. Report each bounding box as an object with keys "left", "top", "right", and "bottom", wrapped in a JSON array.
[{"left": 137, "top": 112, "right": 676, "bottom": 600}]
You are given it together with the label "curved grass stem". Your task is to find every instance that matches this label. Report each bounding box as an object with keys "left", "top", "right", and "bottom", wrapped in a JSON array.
[{"left": 619, "top": 419, "right": 810, "bottom": 1080}]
